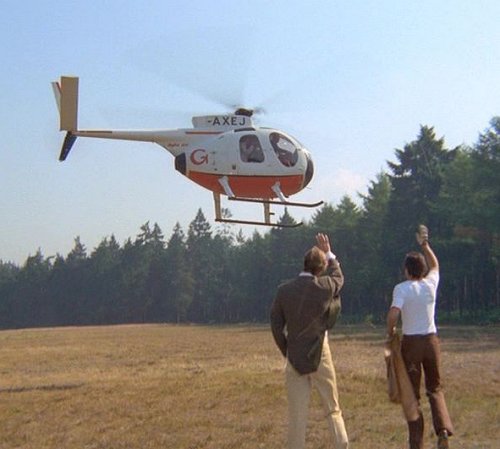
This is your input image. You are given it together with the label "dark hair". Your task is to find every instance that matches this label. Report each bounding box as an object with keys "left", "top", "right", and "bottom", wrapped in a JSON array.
[
  {"left": 304, "top": 247, "right": 327, "bottom": 275},
  {"left": 404, "top": 251, "right": 427, "bottom": 279}
]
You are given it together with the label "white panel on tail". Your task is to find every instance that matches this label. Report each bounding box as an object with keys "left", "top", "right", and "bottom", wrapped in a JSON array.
[{"left": 51, "top": 81, "right": 61, "bottom": 114}]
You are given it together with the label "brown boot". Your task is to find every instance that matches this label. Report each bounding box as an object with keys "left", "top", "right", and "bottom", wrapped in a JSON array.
[
  {"left": 408, "top": 414, "right": 424, "bottom": 449},
  {"left": 437, "top": 429, "right": 449, "bottom": 449}
]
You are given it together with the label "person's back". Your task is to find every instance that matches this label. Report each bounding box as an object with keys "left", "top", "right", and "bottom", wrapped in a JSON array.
[
  {"left": 393, "top": 269, "right": 439, "bottom": 335},
  {"left": 278, "top": 273, "right": 335, "bottom": 327},
  {"left": 274, "top": 272, "right": 338, "bottom": 374}
]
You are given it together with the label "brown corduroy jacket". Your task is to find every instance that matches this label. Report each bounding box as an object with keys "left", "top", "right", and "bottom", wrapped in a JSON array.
[
  {"left": 270, "top": 259, "right": 343, "bottom": 375},
  {"left": 384, "top": 333, "right": 420, "bottom": 422}
]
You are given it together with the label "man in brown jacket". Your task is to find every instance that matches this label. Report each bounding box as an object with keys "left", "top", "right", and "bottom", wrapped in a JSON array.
[{"left": 270, "top": 233, "right": 349, "bottom": 449}]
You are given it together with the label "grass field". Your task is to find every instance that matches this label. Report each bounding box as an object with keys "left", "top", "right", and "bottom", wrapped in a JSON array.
[{"left": 0, "top": 324, "right": 498, "bottom": 449}]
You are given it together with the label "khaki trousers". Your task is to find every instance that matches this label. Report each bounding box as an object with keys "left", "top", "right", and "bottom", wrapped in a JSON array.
[{"left": 285, "top": 336, "right": 349, "bottom": 449}]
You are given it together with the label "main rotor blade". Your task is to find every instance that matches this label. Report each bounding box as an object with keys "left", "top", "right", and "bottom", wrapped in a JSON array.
[{"left": 130, "top": 26, "right": 256, "bottom": 111}]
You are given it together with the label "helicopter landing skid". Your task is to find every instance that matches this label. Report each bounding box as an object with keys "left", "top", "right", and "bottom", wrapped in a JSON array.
[
  {"left": 215, "top": 217, "right": 302, "bottom": 228},
  {"left": 213, "top": 193, "right": 323, "bottom": 228},
  {"left": 228, "top": 197, "right": 324, "bottom": 208}
]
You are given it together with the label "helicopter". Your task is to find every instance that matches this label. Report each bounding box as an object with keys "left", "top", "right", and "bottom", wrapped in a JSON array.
[{"left": 51, "top": 76, "right": 323, "bottom": 227}]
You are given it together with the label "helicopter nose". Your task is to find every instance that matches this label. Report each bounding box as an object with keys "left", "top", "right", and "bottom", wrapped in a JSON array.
[
  {"left": 302, "top": 151, "right": 314, "bottom": 188},
  {"left": 175, "top": 153, "right": 187, "bottom": 175}
]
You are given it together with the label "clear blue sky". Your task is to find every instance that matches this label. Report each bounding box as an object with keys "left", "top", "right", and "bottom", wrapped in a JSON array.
[{"left": 1, "top": 0, "right": 499, "bottom": 264}]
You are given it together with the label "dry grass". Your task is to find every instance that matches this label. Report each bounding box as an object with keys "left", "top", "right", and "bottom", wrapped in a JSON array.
[{"left": 0, "top": 324, "right": 498, "bottom": 449}]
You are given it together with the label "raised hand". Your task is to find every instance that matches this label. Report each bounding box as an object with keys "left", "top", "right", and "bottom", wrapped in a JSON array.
[
  {"left": 316, "top": 233, "right": 331, "bottom": 253},
  {"left": 416, "top": 224, "right": 429, "bottom": 246}
]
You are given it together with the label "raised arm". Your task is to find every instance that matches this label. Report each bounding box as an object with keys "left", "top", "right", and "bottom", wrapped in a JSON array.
[
  {"left": 421, "top": 241, "right": 439, "bottom": 272},
  {"left": 316, "top": 233, "right": 344, "bottom": 293},
  {"left": 416, "top": 225, "right": 439, "bottom": 272}
]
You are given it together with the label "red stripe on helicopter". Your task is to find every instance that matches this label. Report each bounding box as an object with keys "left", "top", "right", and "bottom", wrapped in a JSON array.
[{"left": 188, "top": 172, "right": 304, "bottom": 199}]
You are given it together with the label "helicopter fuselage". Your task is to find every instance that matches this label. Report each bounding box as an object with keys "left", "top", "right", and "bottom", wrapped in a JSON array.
[
  {"left": 70, "top": 116, "right": 315, "bottom": 200},
  {"left": 173, "top": 125, "right": 314, "bottom": 199}
]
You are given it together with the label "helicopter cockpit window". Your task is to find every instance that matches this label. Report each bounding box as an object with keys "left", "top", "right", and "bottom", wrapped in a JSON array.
[
  {"left": 269, "top": 132, "right": 298, "bottom": 167},
  {"left": 239, "top": 135, "right": 264, "bottom": 163}
]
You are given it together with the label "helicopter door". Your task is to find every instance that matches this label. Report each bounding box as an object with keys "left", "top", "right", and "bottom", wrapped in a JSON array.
[{"left": 239, "top": 134, "right": 265, "bottom": 163}]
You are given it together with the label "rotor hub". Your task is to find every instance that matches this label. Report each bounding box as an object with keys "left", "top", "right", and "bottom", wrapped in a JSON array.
[{"left": 234, "top": 107, "right": 254, "bottom": 117}]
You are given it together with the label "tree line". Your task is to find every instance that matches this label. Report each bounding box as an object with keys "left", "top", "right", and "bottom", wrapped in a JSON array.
[{"left": 1, "top": 118, "right": 499, "bottom": 329}]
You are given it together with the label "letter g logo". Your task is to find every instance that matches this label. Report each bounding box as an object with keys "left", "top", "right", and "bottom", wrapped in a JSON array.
[{"left": 190, "top": 149, "right": 209, "bottom": 165}]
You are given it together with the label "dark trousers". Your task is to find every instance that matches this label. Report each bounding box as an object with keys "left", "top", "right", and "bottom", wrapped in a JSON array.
[{"left": 401, "top": 334, "right": 454, "bottom": 449}]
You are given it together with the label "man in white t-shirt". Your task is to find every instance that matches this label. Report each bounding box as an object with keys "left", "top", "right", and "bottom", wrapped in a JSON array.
[{"left": 386, "top": 226, "right": 454, "bottom": 449}]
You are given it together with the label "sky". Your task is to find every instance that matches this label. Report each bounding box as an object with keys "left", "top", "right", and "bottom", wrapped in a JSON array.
[{"left": 1, "top": 0, "right": 499, "bottom": 265}]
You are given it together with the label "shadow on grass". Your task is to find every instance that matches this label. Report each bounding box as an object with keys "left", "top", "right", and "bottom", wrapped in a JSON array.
[{"left": 0, "top": 382, "right": 84, "bottom": 394}]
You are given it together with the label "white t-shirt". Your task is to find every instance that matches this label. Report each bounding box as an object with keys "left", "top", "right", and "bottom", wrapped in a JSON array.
[{"left": 391, "top": 269, "right": 439, "bottom": 335}]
